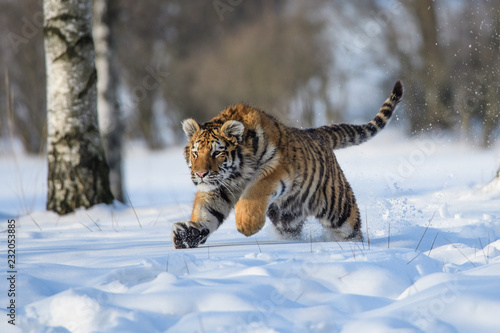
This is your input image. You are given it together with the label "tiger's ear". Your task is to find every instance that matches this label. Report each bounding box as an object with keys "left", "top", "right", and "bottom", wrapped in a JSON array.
[
  {"left": 182, "top": 119, "right": 200, "bottom": 138},
  {"left": 221, "top": 120, "right": 244, "bottom": 142}
]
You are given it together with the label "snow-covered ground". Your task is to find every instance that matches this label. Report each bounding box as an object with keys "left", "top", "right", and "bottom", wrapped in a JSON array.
[{"left": 1, "top": 130, "right": 500, "bottom": 332}]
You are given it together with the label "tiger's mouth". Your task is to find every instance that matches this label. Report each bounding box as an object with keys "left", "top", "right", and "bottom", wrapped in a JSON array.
[
  {"left": 192, "top": 172, "right": 220, "bottom": 187},
  {"left": 194, "top": 178, "right": 221, "bottom": 192},
  {"left": 192, "top": 170, "right": 233, "bottom": 192}
]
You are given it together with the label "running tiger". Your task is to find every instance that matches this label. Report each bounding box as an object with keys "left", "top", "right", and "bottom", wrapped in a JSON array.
[{"left": 172, "top": 81, "right": 403, "bottom": 248}]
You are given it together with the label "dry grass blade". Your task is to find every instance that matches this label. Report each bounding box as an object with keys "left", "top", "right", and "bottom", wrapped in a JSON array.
[
  {"left": 86, "top": 213, "right": 102, "bottom": 231},
  {"left": 350, "top": 242, "right": 356, "bottom": 261},
  {"left": 183, "top": 255, "right": 190, "bottom": 274},
  {"left": 338, "top": 272, "right": 353, "bottom": 280},
  {"left": 79, "top": 221, "right": 93, "bottom": 232},
  {"left": 27, "top": 213, "right": 43, "bottom": 231},
  {"left": 407, "top": 251, "right": 422, "bottom": 265},
  {"left": 365, "top": 208, "right": 370, "bottom": 250},
  {"left": 478, "top": 237, "right": 489, "bottom": 265},
  {"left": 415, "top": 210, "right": 436, "bottom": 252},
  {"left": 427, "top": 232, "right": 439, "bottom": 256},
  {"left": 111, "top": 210, "right": 118, "bottom": 232},
  {"left": 355, "top": 242, "right": 365, "bottom": 256},
  {"left": 387, "top": 221, "right": 391, "bottom": 249},
  {"left": 255, "top": 237, "right": 262, "bottom": 253},
  {"left": 309, "top": 227, "right": 313, "bottom": 253},
  {"left": 445, "top": 237, "right": 476, "bottom": 268},
  {"left": 333, "top": 236, "right": 344, "bottom": 250},
  {"left": 126, "top": 193, "right": 143, "bottom": 229}
]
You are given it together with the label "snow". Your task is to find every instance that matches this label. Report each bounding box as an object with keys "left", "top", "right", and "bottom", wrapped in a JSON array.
[{"left": 1, "top": 130, "right": 500, "bottom": 332}]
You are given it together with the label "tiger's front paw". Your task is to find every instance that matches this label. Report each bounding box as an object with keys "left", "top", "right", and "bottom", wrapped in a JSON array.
[
  {"left": 235, "top": 201, "right": 266, "bottom": 237},
  {"left": 237, "top": 222, "right": 263, "bottom": 237},
  {"left": 172, "top": 221, "right": 210, "bottom": 249},
  {"left": 235, "top": 213, "right": 265, "bottom": 237}
]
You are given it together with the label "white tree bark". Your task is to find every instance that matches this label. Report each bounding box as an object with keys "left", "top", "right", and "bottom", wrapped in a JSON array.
[
  {"left": 93, "top": 0, "right": 124, "bottom": 202},
  {"left": 44, "top": 0, "right": 113, "bottom": 214}
]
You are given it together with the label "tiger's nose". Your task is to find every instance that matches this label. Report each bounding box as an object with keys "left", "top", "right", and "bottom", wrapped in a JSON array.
[{"left": 195, "top": 171, "right": 209, "bottom": 179}]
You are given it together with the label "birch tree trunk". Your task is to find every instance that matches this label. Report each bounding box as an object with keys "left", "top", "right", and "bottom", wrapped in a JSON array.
[
  {"left": 93, "top": 0, "right": 124, "bottom": 202},
  {"left": 44, "top": 0, "right": 113, "bottom": 215}
]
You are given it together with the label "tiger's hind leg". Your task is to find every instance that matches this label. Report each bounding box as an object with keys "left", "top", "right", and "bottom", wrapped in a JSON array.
[
  {"left": 267, "top": 203, "right": 305, "bottom": 239},
  {"left": 319, "top": 202, "right": 363, "bottom": 242}
]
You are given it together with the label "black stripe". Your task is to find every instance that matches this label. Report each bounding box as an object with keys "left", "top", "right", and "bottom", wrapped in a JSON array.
[
  {"left": 246, "top": 129, "right": 259, "bottom": 154},
  {"left": 279, "top": 180, "right": 286, "bottom": 196},
  {"left": 334, "top": 175, "right": 345, "bottom": 223},
  {"left": 261, "top": 148, "right": 277, "bottom": 166},
  {"left": 217, "top": 188, "right": 231, "bottom": 204},
  {"left": 381, "top": 108, "right": 393, "bottom": 119},
  {"left": 342, "top": 126, "right": 355, "bottom": 145},
  {"left": 257, "top": 136, "right": 269, "bottom": 164},
  {"left": 338, "top": 199, "right": 352, "bottom": 228},
  {"left": 374, "top": 115, "right": 385, "bottom": 129},
  {"left": 307, "top": 142, "right": 325, "bottom": 211},
  {"left": 344, "top": 125, "right": 356, "bottom": 144},
  {"left": 317, "top": 154, "right": 332, "bottom": 219},
  {"left": 354, "top": 125, "right": 367, "bottom": 141},
  {"left": 327, "top": 169, "right": 337, "bottom": 221},
  {"left": 236, "top": 147, "right": 244, "bottom": 169},
  {"left": 274, "top": 121, "right": 283, "bottom": 147},
  {"left": 325, "top": 126, "right": 339, "bottom": 148},
  {"left": 227, "top": 171, "right": 242, "bottom": 180},
  {"left": 366, "top": 123, "right": 378, "bottom": 136},
  {"left": 301, "top": 140, "right": 316, "bottom": 204},
  {"left": 283, "top": 191, "right": 300, "bottom": 211},
  {"left": 207, "top": 207, "right": 224, "bottom": 225}
]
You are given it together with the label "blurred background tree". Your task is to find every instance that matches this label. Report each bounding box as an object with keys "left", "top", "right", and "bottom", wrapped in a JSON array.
[{"left": 1, "top": 0, "right": 499, "bottom": 154}]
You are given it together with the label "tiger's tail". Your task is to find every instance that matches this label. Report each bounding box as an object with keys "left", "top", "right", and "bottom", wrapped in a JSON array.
[{"left": 315, "top": 80, "right": 403, "bottom": 150}]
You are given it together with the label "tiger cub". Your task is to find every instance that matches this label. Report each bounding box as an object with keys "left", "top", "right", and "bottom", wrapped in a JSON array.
[{"left": 172, "top": 81, "right": 403, "bottom": 248}]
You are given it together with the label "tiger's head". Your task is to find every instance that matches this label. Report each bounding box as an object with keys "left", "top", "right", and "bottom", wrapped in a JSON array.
[{"left": 182, "top": 118, "right": 245, "bottom": 192}]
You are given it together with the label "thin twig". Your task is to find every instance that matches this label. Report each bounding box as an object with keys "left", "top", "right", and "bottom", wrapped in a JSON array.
[
  {"left": 387, "top": 221, "right": 391, "bottom": 249},
  {"left": 86, "top": 213, "right": 102, "bottom": 231},
  {"left": 309, "top": 228, "right": 313, "bottom": 253},
  {"left": 79, "top": 221, "right": 93, "bottom": 232},
  {"left": 152, "top": 211, "right": 162, "bottom": 226},
  {"left": 488, "top": 231, "right": 491, "bottom": 261},
  {"left": 428, "top": 232, "right": 439, "bottom": 256},
  {"left": 415, "top": 210, "right": 436, "bottom": 252},
  {"left": 126, "top": 193, "right": 143, "bottom": 229},
  {"left": 355, "top": 242, "right": 365, "bottom": 257},
  {"left": 350, "top": 243, "right": 356, "bottom": 261},
  {"left": 407, "top": 251, "right": 422, "bottom": 265},
  {"left": 478, "top": 237, "right": 489, "bottom": 265},
  {"left": 474, "top": 239, "right": 477, "bottom": 258},
  {"left": 111, "top": 210, "right": 118, "bottom": 232},
  {"left": 364, "top": 208, "right": 370, "bottom": 250},
  {"left": 183, "top": 256, "right": 190, "bottom": 274},
  {"left": 27, "top": 213, "right": 42, "bottom": 231},
  {"left": 445, "top": 237, "right": 476, "bottom": 267},
  {"left": 338, "top": 272, "right": 353, "bottom": 280},
  {"left": 255, "top": 237, "right": 262, "bottom": 253},
  {"left": 334, "top": 237, "right": 344, "bottom": 250},
  {"left": 174, "top": 197, "right": 190, "bottom": 221},
  {"left": 166, "top": 254, "right": 169, "bottom": 272}
]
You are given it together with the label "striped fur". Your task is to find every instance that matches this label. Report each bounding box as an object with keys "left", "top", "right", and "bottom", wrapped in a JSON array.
[{"left": 172, "top": 81, "right": 403, "bottom": 248}]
